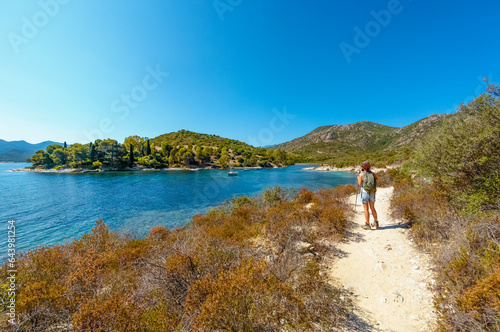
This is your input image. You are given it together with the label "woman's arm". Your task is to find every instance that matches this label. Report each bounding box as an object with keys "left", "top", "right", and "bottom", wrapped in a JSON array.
[{"left": 357, "top": 171, "right": 363, "bottom": 187}]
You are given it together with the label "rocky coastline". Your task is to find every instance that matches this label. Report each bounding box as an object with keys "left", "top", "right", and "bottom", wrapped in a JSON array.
[
  {"left": 10, "top": 165, "right": 268, "bottom": 173},
  {"left": 301, "top": 164, "right": 398, "bottom": 173}
]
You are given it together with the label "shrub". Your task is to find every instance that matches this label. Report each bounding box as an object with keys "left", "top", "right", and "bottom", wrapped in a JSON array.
[
  {"left": 295, "top": 188, "right": 316, "bottom": 204},
  {"left": 391, "top": 154, "right": 500, "bottom": 330},
  {"left": 318, "top": 205, "right": 347, "bottom": 236},
  {"left": 0, "top": 188, "right": 353, "bottom": 331},
  {"left": 260, "top": 186, "right": 295, "bottom": 206},
  {"left": 148, "top": 225, "right": 170, "bottom": 241},
  {"left": 92, "top": 160, "right": 103, "bottom": 169},
  {"left": 414, "top": 92, "right": 500, "bottom": 214},
  {"left": 390, "top": 181, "right": 455, "bottom": 247},
  {"left": 186, "top": 259, "right": 309, "bottom": 331}
]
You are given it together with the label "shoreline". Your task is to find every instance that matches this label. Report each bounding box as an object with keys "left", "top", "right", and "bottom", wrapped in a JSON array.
[
  {"left": 301, "top": 164, "right": 399, "bottom": 173},
  {"left": 10, "top": 165, "right": 272, "bottom": 174}
]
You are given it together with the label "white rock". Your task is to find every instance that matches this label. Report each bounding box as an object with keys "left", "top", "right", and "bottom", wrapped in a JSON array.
[
  {"left": 374, "top": 262, "right": 385, "bottom": 272},
  {"left": 376, "top": 320, "right": 388, "bottom": 330},
  {"left": 295, "top": 241, "right": 313, "bottom": 253},
  {"left": 304, "top": 203, "right": 315, "bottom": 210}
]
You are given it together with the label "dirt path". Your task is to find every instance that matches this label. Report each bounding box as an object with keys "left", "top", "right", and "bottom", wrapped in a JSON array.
[{"left": 329, "top": 187, "right": 437, "bottom": 331}]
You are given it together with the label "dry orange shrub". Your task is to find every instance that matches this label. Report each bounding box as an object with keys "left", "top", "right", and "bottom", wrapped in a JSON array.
[
  {"left": 295, "top": 188, "right": 317, "bottom": 204},
  {"left": 148, "top": 225, "right": 170, "bottom": 241},
  {"left": 390, "top": 178, "right": 500, "bottom": 330},
  {"left": 1, "top": 187, "right": 353, "bottom": 331},
  {"left": 185, "top": 259, "right": 309, "bottom": 331},
  {"left": 318, "top": 205, "right": 347, "bottom": 236},
  {"left": 457, "top": 266, "right": 500, "bottom": 314}
]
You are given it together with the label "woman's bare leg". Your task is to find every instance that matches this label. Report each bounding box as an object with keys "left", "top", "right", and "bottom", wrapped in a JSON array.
[
  {"left": 369, "top": 201, "right": 378, "bottom": 224},
  {"left": 363, "top": 202, "right": 370, "bottom": 224}
]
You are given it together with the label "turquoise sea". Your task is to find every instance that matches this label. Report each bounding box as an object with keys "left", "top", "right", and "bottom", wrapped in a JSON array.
[{"left": 0, "top": 163, "right": 356, "bottom": 256}]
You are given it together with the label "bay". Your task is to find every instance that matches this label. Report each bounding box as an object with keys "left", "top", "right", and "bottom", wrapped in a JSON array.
[{"left": 0, "top": 163, "right": 356, "bottom": 255}]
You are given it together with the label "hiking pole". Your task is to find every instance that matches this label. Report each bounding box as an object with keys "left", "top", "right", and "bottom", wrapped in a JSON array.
[
  {"left": 355, "top": 182, "right": 359, "bottom": 212},
  {"left": 354, "top": 168, "right": 362, "bottom": 212}
]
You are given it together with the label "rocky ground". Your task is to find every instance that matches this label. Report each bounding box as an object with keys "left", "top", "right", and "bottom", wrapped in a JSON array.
[
  {"left": 328, "top": 187, "right": 437, "bottom": 332},
  {"left": 301, "top": 165, "right": 399, "bottom": 173}
]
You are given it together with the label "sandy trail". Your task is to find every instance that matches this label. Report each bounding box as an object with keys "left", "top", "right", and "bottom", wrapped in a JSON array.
[{"left": 329, "top": 187, "right": 437, "bottom": 332}]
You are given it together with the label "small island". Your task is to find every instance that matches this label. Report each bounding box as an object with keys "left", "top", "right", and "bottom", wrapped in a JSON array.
[{"left": 22, "top": 130, "right": 297, "bottom": 172}]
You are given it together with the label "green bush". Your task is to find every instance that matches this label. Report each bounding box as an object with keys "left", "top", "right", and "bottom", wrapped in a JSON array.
[
  {"left": 414, "top": 92, "right": 500, "bottom": 214},
  {"left": 391, "top": 87, "right": 500, "bottom": 330}
]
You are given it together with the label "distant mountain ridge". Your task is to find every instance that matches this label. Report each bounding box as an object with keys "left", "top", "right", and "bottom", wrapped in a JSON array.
[
  {"left": 273, "top": 114, "right": 452, "bottom": 163},
  {"left": 0, "top": 139, "right": 62, "bottom": 161}
]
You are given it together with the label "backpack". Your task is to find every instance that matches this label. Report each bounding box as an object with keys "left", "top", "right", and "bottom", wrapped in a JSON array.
[{"left": 362, "top": 171, "right": 377, "bottom": 194}]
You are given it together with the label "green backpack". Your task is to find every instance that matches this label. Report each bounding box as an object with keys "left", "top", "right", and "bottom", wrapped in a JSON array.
[{"left": 362, "top": 171, "right": 377, "bottom": 194}]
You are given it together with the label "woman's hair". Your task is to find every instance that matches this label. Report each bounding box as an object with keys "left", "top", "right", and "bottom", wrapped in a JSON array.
[{"left": 362, "top": 161, "right": 371, "bottom": 171}]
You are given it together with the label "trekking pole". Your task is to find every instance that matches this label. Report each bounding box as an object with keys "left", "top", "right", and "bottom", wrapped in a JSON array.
[
  {"left": 355, "top": 182, "right": 359, "bottom": 212},
  {"left": 354, "top": 168, "right": 361, "bottom": 212}
]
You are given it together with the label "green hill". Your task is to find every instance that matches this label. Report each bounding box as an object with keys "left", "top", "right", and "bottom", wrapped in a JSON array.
[
  {"left": 0, "top": 149, "right": 35, "bottom": 162},
  {"left": 27, "top": 130, "right": 296, "bottom": 170},
  {"left": 151, "top": 129, "right": 255, "bottom": 151},
  {"left": 274, "top": 114, "right": 451, "bottom": 167},
  {"left": 0, "top": 139, "right": 62, "bottom": 162}
]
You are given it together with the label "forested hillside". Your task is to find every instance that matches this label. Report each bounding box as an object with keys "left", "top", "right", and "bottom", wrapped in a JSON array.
[
  {"left": 274, "top": 114, "right": 450, "bottom": 167},
  {"left": 26, "top": 130, "right": 296, "bottom": 170}
]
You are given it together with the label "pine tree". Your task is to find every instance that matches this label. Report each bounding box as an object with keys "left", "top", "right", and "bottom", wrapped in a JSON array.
[
  {"left": 64, "top": 141, "right": 67, "bottom": 148},
  {"left": 146, "top": 139, "right": 151, "bottom": 155},
  {"left": 129, "top": 144, "right": 134, "bottom": 164},
  {"left": 195, "top": 145, "right": 202, "bottom": 163},
  {"left": 89, "top": 142, "right": 96, "bottom": 162}
]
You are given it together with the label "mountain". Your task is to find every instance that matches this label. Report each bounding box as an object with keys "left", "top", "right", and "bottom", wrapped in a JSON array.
[
  {"left": 0, "top": 149, "right": 36, "bottom": 162},
  {"left": 273, "top": 114, "right": 452, "bottom": 164},
  {"left": 0, "top": 140, "right": 63, "bottom": 162}
]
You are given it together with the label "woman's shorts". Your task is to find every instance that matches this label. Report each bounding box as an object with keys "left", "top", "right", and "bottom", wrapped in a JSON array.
[{"left": 361, "top": 192, "right": 376, "bottom": 203}]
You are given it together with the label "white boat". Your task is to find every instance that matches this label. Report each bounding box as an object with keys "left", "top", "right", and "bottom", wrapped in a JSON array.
[
  {"left": 228, "top": 168, "right": 238, "bottom": 176},
  {"left": 241, "top": 159, "right": 250, "bottom": 171}
]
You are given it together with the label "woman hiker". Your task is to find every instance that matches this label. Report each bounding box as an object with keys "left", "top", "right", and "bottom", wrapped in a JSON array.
[{"left": 357, "top": 161, "right": 379, "bottom": 230}]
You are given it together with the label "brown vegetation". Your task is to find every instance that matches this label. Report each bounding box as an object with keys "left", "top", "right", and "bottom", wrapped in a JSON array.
[
  {"left": 391, "top": 179, "right": 500, "bottom": 331},
  {"left": 0, "top": 185, "right": 355, "bottom": 331}
]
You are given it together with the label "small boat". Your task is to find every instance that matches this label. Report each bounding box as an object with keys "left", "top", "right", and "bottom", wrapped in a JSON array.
[
  {"left": 241, "top": 159, "right": 250, "bottom": 171},
  {"left": 228, "top": 168, "right": 238, "bottom": 176}
]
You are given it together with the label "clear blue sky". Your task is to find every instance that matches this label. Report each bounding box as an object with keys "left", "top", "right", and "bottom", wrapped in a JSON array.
[{"left": 1, "top": 0, "right": 499, "bottom": 145}]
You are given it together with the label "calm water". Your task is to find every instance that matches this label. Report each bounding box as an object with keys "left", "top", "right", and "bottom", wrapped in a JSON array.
[{"left": 0, "top": 163, "right": 356, "bottom": 256}]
